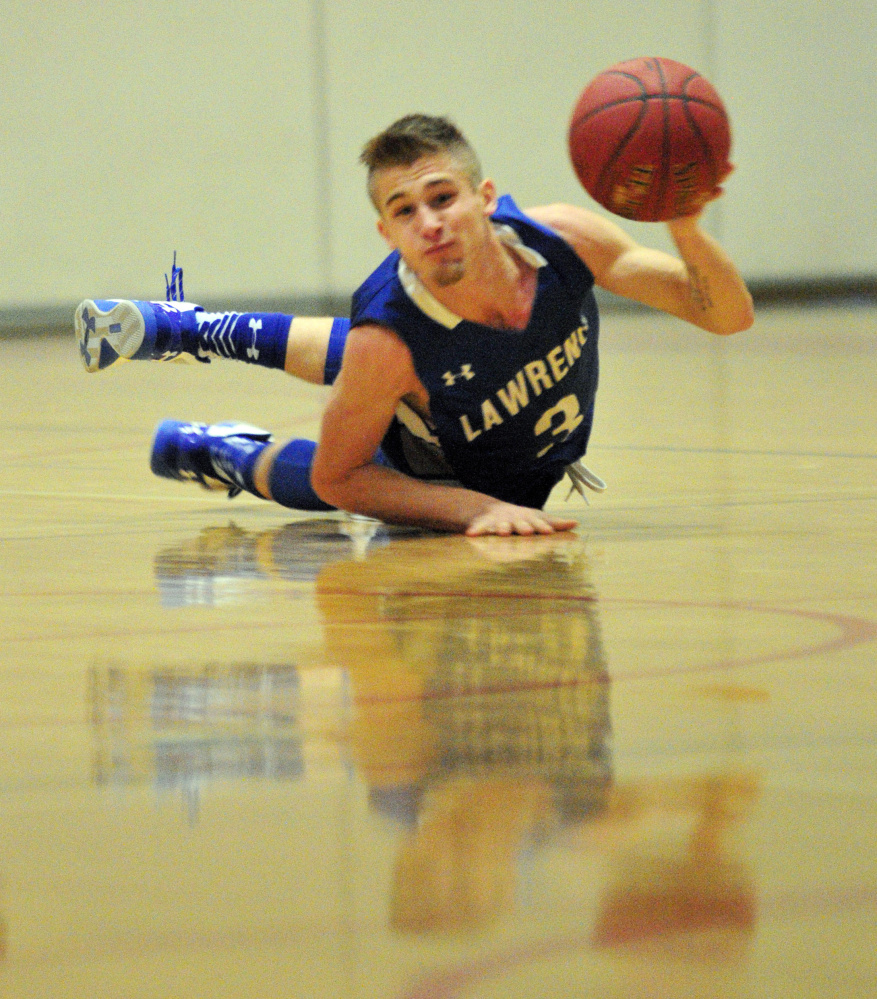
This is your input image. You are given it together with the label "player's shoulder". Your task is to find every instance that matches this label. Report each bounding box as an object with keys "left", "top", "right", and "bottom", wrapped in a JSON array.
[
  {"left": 526, "top": 202, "right": 619, "bottom": 239},
  {"left": 351, "top": 251, "right": 400, "bottom": 316},
  {"left": 338, "top": 321, "right": 419, "bottom": 396},
  {"left": 494, "top": 195, "right": 576, "bottom": 242},
  {"left": 345, "top": 320, "right": 416, "bottom": 365},
  {"left": 526, "top": 202, "right": 636, "bottom": 271}
]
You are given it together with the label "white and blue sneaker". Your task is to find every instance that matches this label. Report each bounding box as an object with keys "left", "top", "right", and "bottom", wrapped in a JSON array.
[
  {"left": 150, "top": 420, "right": 273, "bottom": 497},
  {"left": 75, "top": 299, "right": 206, "bottom": 372}
]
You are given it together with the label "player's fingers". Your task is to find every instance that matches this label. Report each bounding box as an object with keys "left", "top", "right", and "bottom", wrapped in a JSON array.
[
  {"left": 545, "top": 516, "right": 578, "bottom": 532},
  {"left": 466, "top": 519, "right": 540, "bottom": 537},
  {"left": 465, "top": 517, "right": 508, "bottom": 537},
  {"left": 528, "top": 517, "right": 560, "bottom": 535},
  {"left": 465, "top": 507, "right": 575, "bottom": 537},
  {"left": 703, "top": 165, "right": 733, "bottom": 204}
]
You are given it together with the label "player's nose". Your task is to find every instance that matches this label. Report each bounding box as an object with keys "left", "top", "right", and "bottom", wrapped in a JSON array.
[{"left": 417, "top": 206, "right": 442, "bottom": 237}]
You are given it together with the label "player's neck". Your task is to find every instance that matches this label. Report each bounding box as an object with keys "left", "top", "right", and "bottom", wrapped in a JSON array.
[{"left": 426, "top": 240, "right": 537, "bottom": 331}]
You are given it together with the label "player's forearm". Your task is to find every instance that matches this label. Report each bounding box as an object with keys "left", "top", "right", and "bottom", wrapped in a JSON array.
[
  {"left": 313, "top": 461, "right": 497, "bottom": 532},
  {"left": 667, "top": 216, "right": 754, "bottom": 335}
]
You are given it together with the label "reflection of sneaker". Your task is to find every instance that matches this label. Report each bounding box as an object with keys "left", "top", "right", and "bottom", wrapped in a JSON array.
[
  {"left": 75, "top": 299, "right": 204, "bottom": 372},
  {"left": 150, "top": 420, "right": 273, "bottom": 497},
  {"left": 153, "top": 523, "right": 265, "bottom": 608},
  {"left": 154, "top": 520, "right": 393, "bottom": 606}
]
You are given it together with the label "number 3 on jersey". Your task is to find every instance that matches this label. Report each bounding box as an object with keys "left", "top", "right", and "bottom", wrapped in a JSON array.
[{"left": 534, "top": 394, "right": 584, "bottom": 457}]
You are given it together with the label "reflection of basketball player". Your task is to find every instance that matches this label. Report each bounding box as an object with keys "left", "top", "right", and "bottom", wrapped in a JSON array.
[
  {"left": 146, "top": 519, "right": 762, "bottom": 947},
  {"left": 149, "top": 520, "right": 611, "bottom": 930},
  {"left": 312, "top": 532, "right": 613, "bottom": 933}
]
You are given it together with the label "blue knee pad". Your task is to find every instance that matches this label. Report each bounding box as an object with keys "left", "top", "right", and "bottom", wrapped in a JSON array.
[
  {"left": 266, "top": 437, "right": 395, "bottom": 512},
  {"left": 267, "top": 438, "right": 336, "bottom": 511}
]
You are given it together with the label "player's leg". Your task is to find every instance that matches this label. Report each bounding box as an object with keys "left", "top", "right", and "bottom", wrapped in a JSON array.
[
  {"left": 286, "top": 315, "right": 348, "bottom": 385},
  {"left": 140, "top": 306, "right": 351, "bottom": 508},
  {"left": 150, "top": 414, "right": 391, "bottom": 513},
  {"left": 149, "top": 420, "right": 336, "bottom": 511},
  {"left": 75, "top": 299, "right": 349, "bottom": 386}
]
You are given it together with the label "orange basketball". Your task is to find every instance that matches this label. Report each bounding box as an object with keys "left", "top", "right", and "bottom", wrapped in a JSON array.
[{"left": 568, "top": 57, "right": 732, "bottom": 221}]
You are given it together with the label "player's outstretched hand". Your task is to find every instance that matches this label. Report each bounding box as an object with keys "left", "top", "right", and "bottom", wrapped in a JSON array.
[
  {"left": 673, "top": 163, "right": 735, "bottom": 218},
  {"left": 464, "top": 502, "right": 578, "bottom": 537}
]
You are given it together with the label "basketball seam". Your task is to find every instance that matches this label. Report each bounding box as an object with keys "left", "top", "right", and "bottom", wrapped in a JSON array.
[
  {"left": 682, "top": 97, "right": 718, "bottom": 189},
  {"left": 685, "top": 70, "right": 723, "bottom": 208},
  {"left": 570, "top": 92, "right": 724, "bottom": 131},
  {"left": 683, "top": 71, "right": 721, "bottom": 174},
  {"left": 590, "top": 74, "right": 649, "bottom": 211},
  {"left": 653, "top": 57, "right": 671, "bottom": 221}
]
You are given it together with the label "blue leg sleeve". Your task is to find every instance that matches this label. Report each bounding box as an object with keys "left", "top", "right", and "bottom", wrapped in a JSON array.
[{"left": 194, "top": 311, "right": 293, "bottom": 370}]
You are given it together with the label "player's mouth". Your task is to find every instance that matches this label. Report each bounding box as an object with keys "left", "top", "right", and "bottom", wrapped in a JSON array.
[{"left": 424, "top": 241, "right": 455, "bottom": 256}]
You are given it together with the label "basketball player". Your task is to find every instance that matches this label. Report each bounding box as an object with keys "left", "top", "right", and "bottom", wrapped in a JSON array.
[{"left": 75, "top": 115, "right": 753, "bottom": 536}]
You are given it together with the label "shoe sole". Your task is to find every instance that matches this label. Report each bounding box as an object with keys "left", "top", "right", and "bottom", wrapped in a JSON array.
[{"left": 75, "top": 299, "right": 154, "bottom": 372}]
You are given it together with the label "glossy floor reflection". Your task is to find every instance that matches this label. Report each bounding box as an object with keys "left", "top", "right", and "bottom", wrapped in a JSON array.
[{"left": 1, "top": 304, "right": 875, "bottom": 997}]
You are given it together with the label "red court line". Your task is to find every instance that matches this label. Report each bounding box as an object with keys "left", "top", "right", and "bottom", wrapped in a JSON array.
[
  {"left": 4, "top": 597, "right": 876, "bottom": 696},
  {"left": 397, "top": 885, "right": 877, "bottom": 999},
  {"left": 605, "top": 599, "right": 877, "bottom": 681}
]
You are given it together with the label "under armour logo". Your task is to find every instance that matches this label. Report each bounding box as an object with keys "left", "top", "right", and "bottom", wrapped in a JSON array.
[
  {"left": 78, "top": 307, "right": 97, "bottom": 364},
  {"left": 247, "top": 318, "right": 261, "bottom": 360},
  {"left": 442, "top": 364, "right": 475, "bottom": 386}
]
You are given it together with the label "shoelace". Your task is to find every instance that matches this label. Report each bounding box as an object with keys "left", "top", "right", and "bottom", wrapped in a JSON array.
[
  {"left": 565, "top": 459, "right": 606, "bottom": 504},
  {"left": 165, "top": 251, "right": 184, "bottom": 302}
]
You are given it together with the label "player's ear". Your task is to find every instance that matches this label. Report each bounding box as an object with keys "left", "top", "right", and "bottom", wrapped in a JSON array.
[
  {"left": 376, "top": 216, "right": 395, "bottom": 249},
  {"left": 479, "top": 178, "right": 498, "bottom": 214}
]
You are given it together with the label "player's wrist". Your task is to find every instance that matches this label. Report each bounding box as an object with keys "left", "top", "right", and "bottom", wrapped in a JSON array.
[{"left": 666, "top": 214, "right": 703, "bottom": 236}]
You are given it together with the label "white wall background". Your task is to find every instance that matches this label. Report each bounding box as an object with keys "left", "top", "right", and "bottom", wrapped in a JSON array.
[{"left": 1, "top": 0, "right": 874, "bottom": 311}]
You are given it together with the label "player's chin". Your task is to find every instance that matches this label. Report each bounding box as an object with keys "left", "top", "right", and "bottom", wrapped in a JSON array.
[{"left": 431, "top": 261, "right": 466, "bottom": 287}]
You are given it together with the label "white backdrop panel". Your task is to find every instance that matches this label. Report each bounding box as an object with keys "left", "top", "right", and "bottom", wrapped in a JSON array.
[{"left": 0, "top": 0, "right": 322, "bottom": 307}]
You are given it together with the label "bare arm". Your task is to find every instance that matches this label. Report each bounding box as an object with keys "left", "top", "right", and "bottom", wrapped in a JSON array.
[
  {"left": 528, "top": 203, "right": 754, "bottom": 335},
  {"left": 310, "top": 324, "right": 578, "bottom": 535}
]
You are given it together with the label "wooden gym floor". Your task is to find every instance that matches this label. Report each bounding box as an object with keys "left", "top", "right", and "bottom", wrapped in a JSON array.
[{"left": 0, "top": 302, "right": 875, "bottom": 997}]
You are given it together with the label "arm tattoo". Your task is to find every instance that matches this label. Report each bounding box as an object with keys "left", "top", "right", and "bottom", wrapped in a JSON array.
[{"left": 688, "top": 265, "right": 715, "bottom": 312}]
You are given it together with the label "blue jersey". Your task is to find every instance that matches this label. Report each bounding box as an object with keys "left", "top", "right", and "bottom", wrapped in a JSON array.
[{"left": 350, "top": 196, "right": 600, "bottom": 509}]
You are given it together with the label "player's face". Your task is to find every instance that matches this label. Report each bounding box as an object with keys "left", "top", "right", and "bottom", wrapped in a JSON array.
[{"left": 374, "top": 153, "right": 498, "bottom": 288}]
